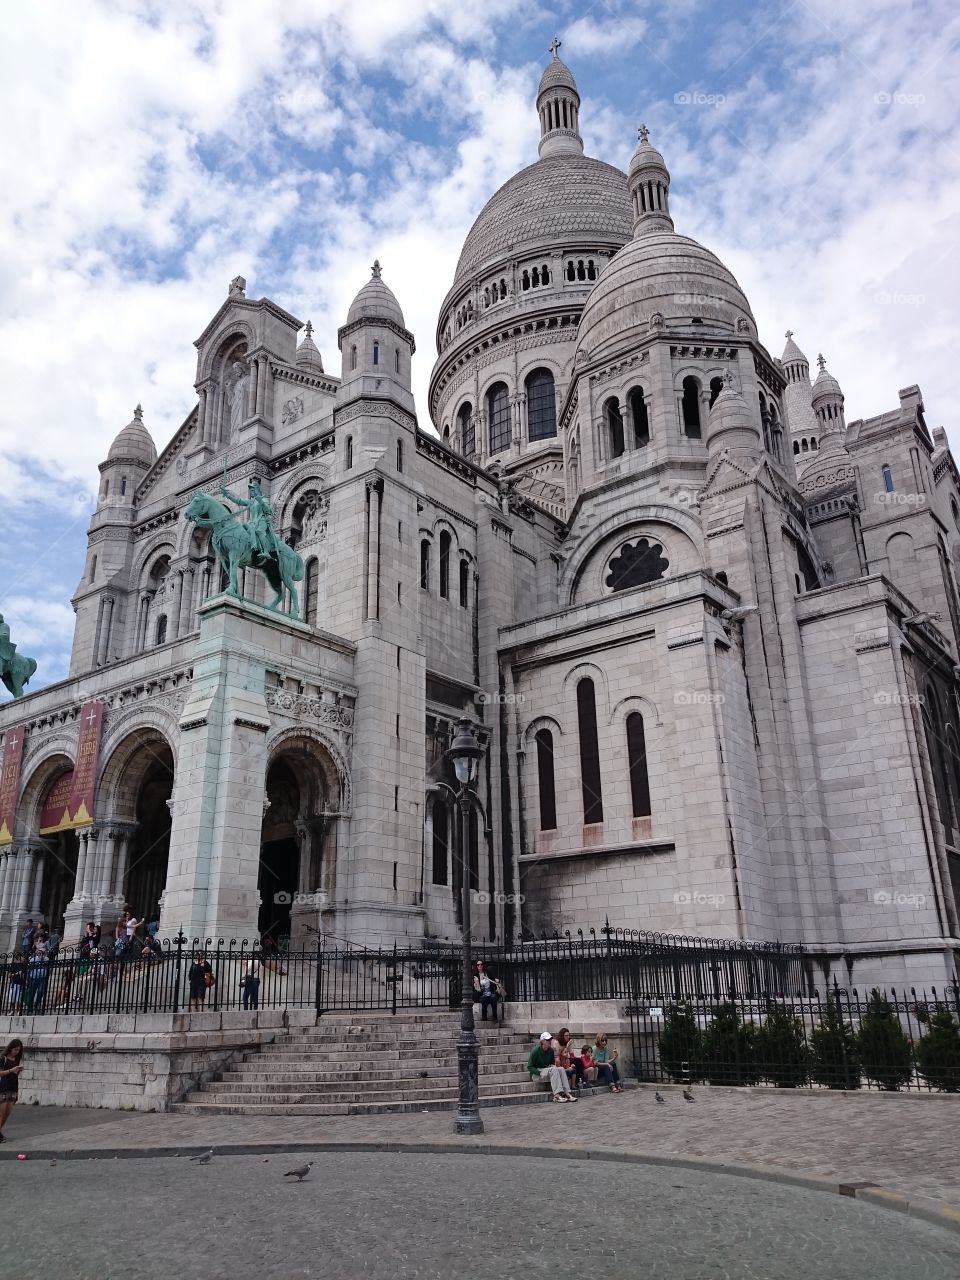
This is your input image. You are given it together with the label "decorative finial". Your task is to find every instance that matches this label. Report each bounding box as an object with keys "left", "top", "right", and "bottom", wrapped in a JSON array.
[
  {"left": 638, "top": 123, "right": 650, "bottom": 145},
  {"left": 228, "top": 275, "right": 246, "bottom": 298},
  {"left": 785, "top": 329, "right": 793, "bottom": 340},
  {"left": 304, "top": 320, "right": 313, "bottom": 338},
  {"left": 723, "top": 370, "right": 735, "bottom": 388},
  {"left": 134, "top": 403, "right": 143, "bottom": 421},
  {"left": 371, "top": 259, "right": 382, "bottom": 279},
  {"left": 548, "top": 36, "right": 562, "bottom": 58},
  {"left": 817, "top": 353, "right": 827, "bottom": 371}
]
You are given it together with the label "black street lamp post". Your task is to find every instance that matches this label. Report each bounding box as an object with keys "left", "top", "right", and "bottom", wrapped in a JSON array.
[{"left": 445, "top": 717, "right": 486, "bottom": 1136}]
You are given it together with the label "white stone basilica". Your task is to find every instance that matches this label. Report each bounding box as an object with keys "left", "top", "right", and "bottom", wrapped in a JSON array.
[{"left": 1, "top": 51, "right": 959, "bottom": 987}]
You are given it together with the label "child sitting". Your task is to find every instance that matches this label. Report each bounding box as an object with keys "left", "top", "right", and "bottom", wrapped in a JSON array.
[{"left": 579, "top": 1045, "right": 598, "bottom": 1086}]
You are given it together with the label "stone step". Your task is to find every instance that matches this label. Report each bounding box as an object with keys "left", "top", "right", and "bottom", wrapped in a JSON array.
[
  {"left": 205, "top": 1071, "right": 532, "bottom": 1095},
  {"left": 170, "top": 1090, "right": 555, "bottom": 1117},
  {"left": 183, "top": 1079, "right": 552, "bottom": 1106},
  {"left": 240, "top": 1047, "right": 528, "bottom": 1066},
  {"left": 286, "top": 1030, "right": 529, "bottom": 1046},
  {"left": 219, "top": 1065, "right": 531, "bottom": 1085}
]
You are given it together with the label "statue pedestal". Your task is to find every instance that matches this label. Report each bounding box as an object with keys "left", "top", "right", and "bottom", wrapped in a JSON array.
[{"left": 159, "top": 595, "right": 311, "bottom": 944}]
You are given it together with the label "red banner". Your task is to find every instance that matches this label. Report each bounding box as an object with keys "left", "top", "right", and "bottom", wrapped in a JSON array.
[
  {"left": 0, "top": 725, "right": 25, "bottom": 845},
  {"left": 38, "top": 700, "right": 104, "bottom": 834}
]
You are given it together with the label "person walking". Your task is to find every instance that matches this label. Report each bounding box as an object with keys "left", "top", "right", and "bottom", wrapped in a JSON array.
[
  {"left": 527, "top": 1031, "right": 576, "bottom": 1103},
  {"left": 241, "top": 955, "right": 261, "bottom": 1011},
  {"left": 0, "top": 1039, "right": 24, "bottom": 1143}
]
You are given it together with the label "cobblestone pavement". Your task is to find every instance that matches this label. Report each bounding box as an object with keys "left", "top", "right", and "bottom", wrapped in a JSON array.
[
  {"left": 3, "top": 1151, "right": 960, "bottom": 1280},
  {"left": 5, "top": 1085, "right": 960, "bottom": 1211}
]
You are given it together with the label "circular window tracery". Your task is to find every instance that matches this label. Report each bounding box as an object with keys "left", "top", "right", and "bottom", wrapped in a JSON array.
[{"left": 605, "top": 538, "right": 669, "bottom": 592}]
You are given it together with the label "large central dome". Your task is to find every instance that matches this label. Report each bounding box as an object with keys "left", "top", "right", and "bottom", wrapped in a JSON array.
[{"left": 452, "top": 155, "right": 632, "bottom": 287}]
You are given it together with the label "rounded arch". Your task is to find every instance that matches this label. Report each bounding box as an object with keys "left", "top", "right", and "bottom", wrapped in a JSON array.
[
  {"left": 131, "top": 536, "right": 178, "bottom": 589},
  {"left": 16, "top": 748, "right": 76, "bottom": 836},
  {"left": 561, "top": 661, "right": 609, "bottom": 714},
  {"left": 524, "top": 366, "right": 558, "bottom": 442},
  {"left": 97, "top": 723, "right": 177, "bottom": 822},
  {"left": 196, "top": 321, "right": 256, "bottom": 383},
  {"left": 272, "top": 467, "right": 330, "bottom": 526},
  {"left": 265, "top": 725, "right": 351, "bottom": 816},
  {"left": 609, "top": 693, "right": 663, "bottom": 728},
  {"left": 560, "top": 504, "right": 704, "bottom": 606},
  {"left": 522, "top": 714, "right": 565, "bottom": 743}
]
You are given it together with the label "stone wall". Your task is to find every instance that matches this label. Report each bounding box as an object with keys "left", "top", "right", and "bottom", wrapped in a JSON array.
[{"left": 0, "top": 1008, "right": 317, "bottom": 1111}]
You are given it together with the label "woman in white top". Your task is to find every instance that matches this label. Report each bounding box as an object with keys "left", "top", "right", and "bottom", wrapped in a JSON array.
[{"left": 241, "top": 957, "right": 261, "bottom": 1010}]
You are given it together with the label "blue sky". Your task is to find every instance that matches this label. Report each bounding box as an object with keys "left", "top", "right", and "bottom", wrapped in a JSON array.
[{"left": 0, "top": 0, "right": 957, "bottom": 697}]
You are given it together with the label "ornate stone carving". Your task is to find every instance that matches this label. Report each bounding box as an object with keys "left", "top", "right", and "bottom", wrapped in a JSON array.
[
  {"left": 282, "top": 395, "right": 304, "bottom": 426},
  {"left": 266, "top": 688, "right": 355, "bottom": 733}
]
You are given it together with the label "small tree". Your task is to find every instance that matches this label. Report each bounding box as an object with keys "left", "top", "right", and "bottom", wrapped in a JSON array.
[
  {"left": 657, "top": 1002, "right": 704, "bottom": 1083},
  {"left": 915, "top": 1008, "right": 960, "bottom": 1092},
  {"left": 856, "top": 989, "right": 913, "bottom": 1091},
  {"left": 701, "top": 1002, "right": 760, "bottom": 1086},
  {"left": 809, "top": 994, "right": 861, "bottom": 1090},
  {"left": 756, "top": 1000, "right": 809, "bottom": 1087}
]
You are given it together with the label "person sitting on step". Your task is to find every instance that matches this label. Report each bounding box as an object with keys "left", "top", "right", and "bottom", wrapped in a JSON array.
[
  {"left": 593, "top": 1033, "right": 623, "bottom": 1092},
  {"left": 555, "top": 1027, "right": 588, "bottom": 1090},
  {"left": 527, "top": 1031, "right": 576, "bottom": 1103},
  {"left": 579, "top": 1044, "right": 599, "bottom": 1087}
]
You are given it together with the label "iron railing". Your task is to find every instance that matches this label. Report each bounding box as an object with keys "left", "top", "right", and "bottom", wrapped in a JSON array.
[
  {"left": 626, "top": 983, "right": 960, "bottom": 1093},
  {"left": 0, "top": 924, "right": 806, "bottom": 1018}
]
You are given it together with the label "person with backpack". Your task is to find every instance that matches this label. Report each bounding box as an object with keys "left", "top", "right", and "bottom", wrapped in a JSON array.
[{"left": 188, "top": 951, "right": 214, "bottom": 1011}]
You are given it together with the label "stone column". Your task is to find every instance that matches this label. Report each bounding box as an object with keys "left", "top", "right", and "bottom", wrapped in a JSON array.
[
  {"left": 112, "top": 828, "right": 132, "bottom": 900},
  {"left": 295, "top": 820, "right": 312, "bottom": 897},
  {"left": 16, "top": 848, "right": 36, "bottom": 913},
  {"left": 97, "top": 597, "right": 115, "bottom": 665},
  {"left": 171, "top": 571, "right": 184, "bottom": 642},
  {"left": 98, "top": 828, "right": 117, "bottom": 901},
  {"left": 247, "top": 358, "right": 259, "bottom": 421},
  {"left": 73, "top": 831, "right": 89, "bottom": 903},
  {"left": 0, "top": 851, "right": 14, "bottom": 913},
  {"left": 29, "top": 846, "right": 45, "bottom": 914},
  {"left": 366, "top": 479, "right": 383, "bottom": 622},
  {"left": 196, "top": 386, "right": 208, "bottom": 443},
  {"left": 178, "top": 568, "right": 195, "bottom": 635},
  {"left": 81, "top": 828, "right": 98, "bottom": 899},
  {"left": 256, "top": 355, "right": 270, "bottom": 418}
]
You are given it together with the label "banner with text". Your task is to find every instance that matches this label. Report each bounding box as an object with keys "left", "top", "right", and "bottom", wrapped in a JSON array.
[
  {"left": 38, "top": 700, "right": 104, "bottom": 834},
  {"left": 0, "top": 726, "right": 26, "bottom": 845}
]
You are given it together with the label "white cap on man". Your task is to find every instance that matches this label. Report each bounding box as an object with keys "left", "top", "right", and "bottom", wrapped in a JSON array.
[{"left": 539, "top": 1031, "right": 552, "bottom": 1041}]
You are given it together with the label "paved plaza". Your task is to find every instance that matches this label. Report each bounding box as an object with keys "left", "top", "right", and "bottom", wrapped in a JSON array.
[
  {"left": 5, "top": 1086, "right": 960, "bottom": 1215},
  {"left": 3, "top": 1149, "right": 960, "bottom": 1280}
]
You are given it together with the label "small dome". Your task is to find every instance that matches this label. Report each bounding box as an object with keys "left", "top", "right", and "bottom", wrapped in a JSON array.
[
  {"left": 629, "top": 126, "right": 668, "bottom": 179},
  {"left": 781, "top": 330, "right": 808, "bottom": 367},
  {"left": 296, "top": 321, "right": 324, "bottom": 373},
  {"left": 346, "top": 260, "right": 405, "bottom": 328},
  {"left": 107, "top": 404, "right": 157, "bottom": 467},
  {"left": 577, "top": 233, "right": 755, "bottom": 361},
  {"left": 706, "top": 374, "right": 761, "bottom": 457},
  {"left": 812, "top": 354, "right": 843, "bottom": 403},
  {"left": 538, "top": 56, "right": 578, "bottom": 97}
]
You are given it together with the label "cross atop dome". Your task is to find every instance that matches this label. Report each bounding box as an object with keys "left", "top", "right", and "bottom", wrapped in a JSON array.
[
  {"left": 133, "top": 403, "right": 143, "bottom": 420},
  {"left": 786, "top": 329, "right": 793, "bottom": 340},
  {"left": 548, "top": 36, "right": 562, "bottom": 58},
  {"left": 817, "top": 353, "right": 827, "bottom": 371},
  {"left": 638, "top": 123, "right": 650, "bottom": 144},
  {"left": 304, "top": 320, "right": 313, "bottom": 337},
  {"left": 371, "top": 259, "right": 382, "bottom": 279}
]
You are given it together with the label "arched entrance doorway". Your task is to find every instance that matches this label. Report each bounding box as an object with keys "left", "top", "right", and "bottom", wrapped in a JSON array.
[
  {"left": 258, "top": 734, "right": 343, "bottom": 946},
  {"left": 17, "top": 755, "right": 81, "bottom": 937},
  {"left": 98, "top": 730, "right": 175, "bottom": 926}
]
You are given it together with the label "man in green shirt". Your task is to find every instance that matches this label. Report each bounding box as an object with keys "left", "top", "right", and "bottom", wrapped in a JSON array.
[{"left": 527, "top": 1031, "right": 575, "bottom": 1102}]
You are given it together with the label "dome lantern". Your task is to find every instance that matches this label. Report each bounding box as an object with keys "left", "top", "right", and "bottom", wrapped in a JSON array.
[
  {"left": 629, "top": 124, "right": 673, "bottom": 237},
  {"left": 537, "top": 38, "right": 583, "bottom": 159},
  {"left": 811, "top": 353, "right": 846, "bottom": 438}
]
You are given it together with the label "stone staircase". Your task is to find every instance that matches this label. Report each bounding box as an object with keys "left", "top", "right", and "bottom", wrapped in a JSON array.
[{"left": 173, "top": 1011, "right": 569, "bottom": 1116}]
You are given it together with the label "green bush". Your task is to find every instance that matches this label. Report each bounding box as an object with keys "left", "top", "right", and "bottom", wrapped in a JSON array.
[
  {"left": 756, "top": 1000, "right": 809, "bottom": 1087},
  {"left": 701, "top": 1002, "right": 760, "bottom": 1086},
  {"left": 915, "top": 1008, "right": 960, "bottom": 1092},
  {"left": 809, "top": 994, "right": 861, "bottom": 1089},
  {"left": 657, "top": 1002, "right": 704, "bottom": 1083},
  {"left": 856, "top": 989, "right": 913, "bottom": 1091}
]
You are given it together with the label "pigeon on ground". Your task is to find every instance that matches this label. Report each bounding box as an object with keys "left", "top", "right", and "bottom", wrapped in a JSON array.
[
  {"left": 284, "top": 1160, "right": 314, "bottom": 1182},
  {"left": 190, "top": 1150, "right": 214, "bottom": 1164},
  {"left": 682, "top": 1088, "right": 695, "bottom": 1103},
  {"left": 655, "top": 1091, "right": 666, "bottom": 1104}
]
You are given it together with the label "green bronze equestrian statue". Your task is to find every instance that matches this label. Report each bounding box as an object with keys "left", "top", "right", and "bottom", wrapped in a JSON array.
[
  {"left": 0, "top": 613, "right": 38, "bottom": 699},
  {"left": 184, "top": 479, "right": 305, "bottom": 619}
]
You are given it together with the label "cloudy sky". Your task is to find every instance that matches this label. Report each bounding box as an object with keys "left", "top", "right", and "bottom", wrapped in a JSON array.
[{"left": 0, "top": 0, "right": 957, "bottom": 694}]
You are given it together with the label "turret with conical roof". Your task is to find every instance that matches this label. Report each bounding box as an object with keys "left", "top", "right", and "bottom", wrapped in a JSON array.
[
  {"left": 99, "top": 404, "right": 156, "bottom": 509},
  {"left": 705, "top": 371, "right": 762, "bottom": 462},
  {"left": 337, "top": 260, "right": 415, "bottom": 409},
  {"left": 295, "top": 321, "right": 324, "bottom": 374},
  {"left": 811, "top": 353, "right": 845, "bottom": 440},
  {"left": 537, "top": 37, "right": 583, "bottom": 158}
]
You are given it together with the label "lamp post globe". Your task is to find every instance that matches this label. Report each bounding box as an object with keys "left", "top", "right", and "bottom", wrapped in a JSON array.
[{"left": 444, "top": 717, "right": 485, "bottom": 1135}]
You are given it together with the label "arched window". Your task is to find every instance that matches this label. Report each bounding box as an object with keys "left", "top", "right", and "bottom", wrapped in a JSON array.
[
  {"left": 395, "top": 348, "right": 400, "bottom": 373},
  {"left": 89, "top": 554, "right": 97, "bottom": 582},
  {"left": 801, "top": 438, "right": 809, "bottom": 453},
  {"left": 350, "top": 345, "right": 357, "bottom": 371},
  {"left": 432, "top": 796, "right": 449, "bottom": 886},
  {"left": 526, "top": 368, "right": 557, "bottom": 441},
  {"left": 155, "top": 615, "right": 167, "bottom": 646},
  {"left": 541, "top": 263, "right": 550, "bottom": 285},
  {"left": 811, "top": 437, "right": 818, "bottom": 451},
  {"left": 882, "top": 465, "right": 895, "bottom": 492},
  {"left": 459, "top": 559, "right": 469, "bottom": 608},
  {"left": 709, "top": 377, "right": 724, "bottom": 408},
  {"left": 458, "top": 401, "right": 475, "bottom": 457},
  {"left": 682, "top": 377, "right": 702, "bottom": 438},
  {"left": 532, "top": 267, "right": 540, "bottom": 287},
  {"left": 487, "top": 382, "right": 511, "bottom": 455},
  {"left": 566, "top": 261, "right": 576, "bottom": 281},
  {"left": 439, "top": 531, "right": 451, "bottom": 598},
  {"left": 373, "top": 340, "right": 380, "bottom": 366},
  {"left": 442, "top": 424, "right": 450, "bottom": 442},
  {"left": 586, "top": 260, "right": 597, "bottom": 281},
  {"left": 521, "top": 270, "right": 530, "bottom": 291},
  {"left": 577, "top": 678, "right": 604, "bottom": 824},
  {"left": 793, "top": 440, "right": 800, "bottom": 455},
  {"left": 629, "top": 387, "right": 650, "bottom": 448},
  {"left": 535, "top": 728, "right": 557, "bottom": 831},
  {"left": 604, "top": 397, "right": 624, "bottom": 458},
  {"left": 396, "top": 439, "right": 403, "bottom": 472},
  {"left": 304, "top": 557, "right": 319, "bottom": 625},
  {"left": 626, "top": 713, "right": 651, "bottom": 818},
  {"left": 103, "top": 480, "right": 109, "bottom": 498},
  {"left": 420, "top": 540, "right": 431, "bottom": 590},
  {"left": 120, "top": 476, "right": 128, "bottom": 496},
  {"left": 345, "top": 435, "right": 353, "bottom": 470}
]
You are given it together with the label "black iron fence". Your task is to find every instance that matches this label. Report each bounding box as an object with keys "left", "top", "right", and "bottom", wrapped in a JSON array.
[
  {"left": 0, "top": 926, "right": 807, "bottom": 1018},
  {"left": 627, "top": 984, "right": 960, "bottom": 1093}
]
